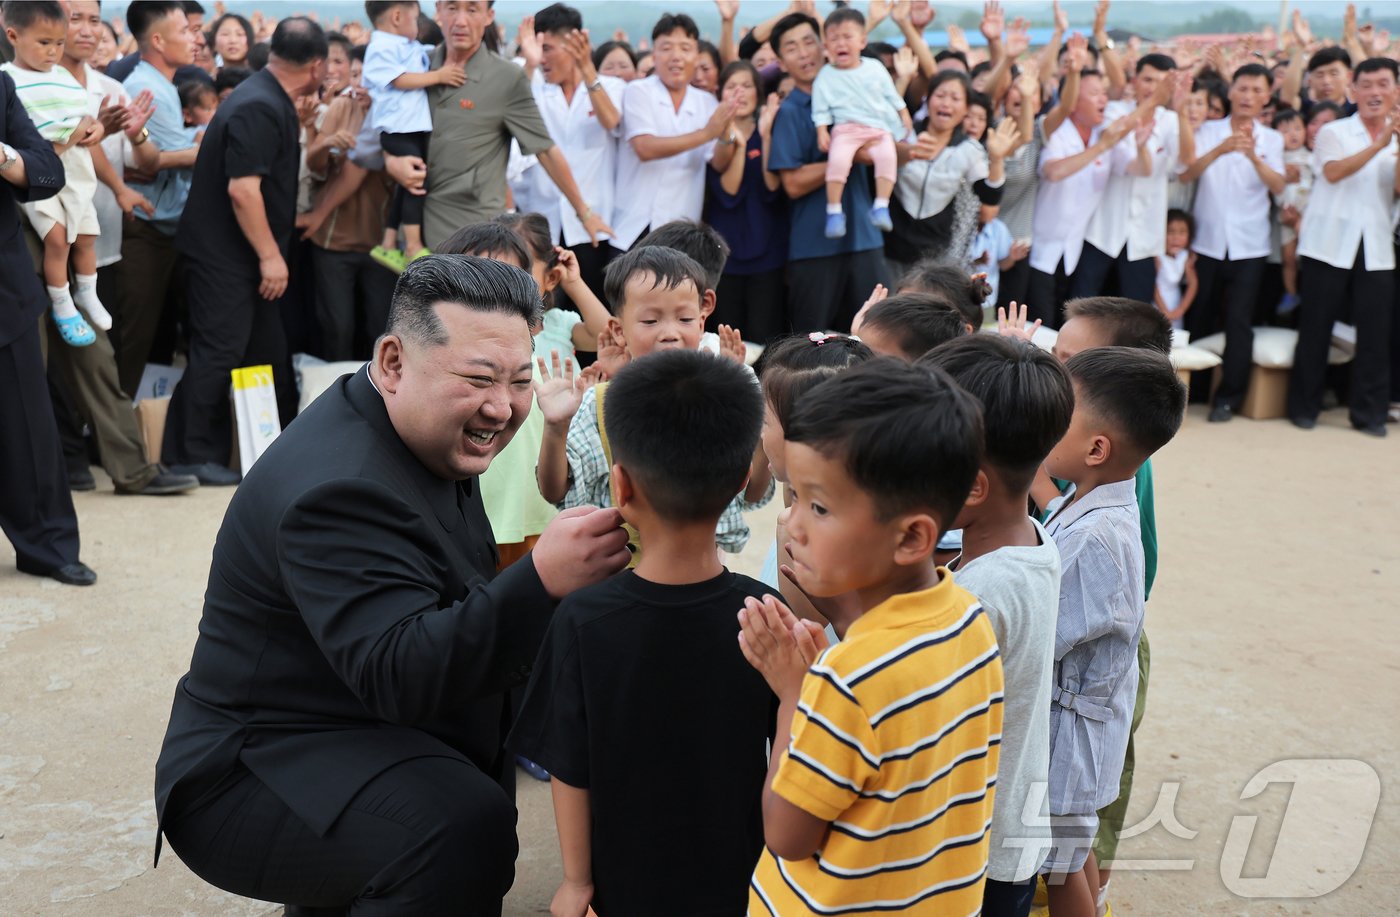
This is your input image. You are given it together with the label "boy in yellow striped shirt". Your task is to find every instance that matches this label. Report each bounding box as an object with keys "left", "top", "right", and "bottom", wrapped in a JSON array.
[{"left": 739, "top": 358, "right": 1005, "bottom": 915}]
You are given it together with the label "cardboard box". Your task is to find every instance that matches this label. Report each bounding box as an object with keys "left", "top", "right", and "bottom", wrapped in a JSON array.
[
  {"left": 133, "top": 397, "right": 169, "bottom": 465},
  {"left": 1239, "top": 365, "right": 1289, "bottom": 420}
]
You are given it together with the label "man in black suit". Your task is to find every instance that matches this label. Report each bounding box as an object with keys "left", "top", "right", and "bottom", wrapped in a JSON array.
[
  {"left": 155, "top": 255, "right": 630, "bottom": 914},
  {"left": 0, "top": 67, "right": 96, "bottom": 586}
]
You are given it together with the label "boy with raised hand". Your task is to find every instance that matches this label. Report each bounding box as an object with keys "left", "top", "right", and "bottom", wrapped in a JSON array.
[
  {"left": 920, "top": 334, "right": 1075, "bottom": 917},
  {"left": 1038, "top": 347, "right": 1185, "bottom": 917},
  {"left": 510, "top": 349, "right": 778, "bottom": 917},
  {"left": 535, "top": 245, "right": 772, "bottom": 555},
  {"left": 739, "top": 358, "right": 1005, "bottom": 916}
]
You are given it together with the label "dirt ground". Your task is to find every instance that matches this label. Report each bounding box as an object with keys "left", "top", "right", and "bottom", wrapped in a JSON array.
[{"left": 1, "top": 404, "right": 1396, "bottom": 916}]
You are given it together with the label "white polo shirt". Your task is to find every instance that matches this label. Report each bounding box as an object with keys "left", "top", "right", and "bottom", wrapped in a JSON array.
[
  {"left": 612, "top": 75, "right": 718, "bottom": 250},
  {"left": 1190, "top": 117, "right": 1283, "bottom": 261},
  {"left": 514, "top": 72, "right": 625, "bottom": 248},
  {"left": 1030, "top": 117, "right": 1134, "bottom": 275},
  {"left": 1084, "top": 102, "right": 1181, "bottom": 262},
  {"left": 1297, "top": 114, "right": 1398, "bottom": 271}
]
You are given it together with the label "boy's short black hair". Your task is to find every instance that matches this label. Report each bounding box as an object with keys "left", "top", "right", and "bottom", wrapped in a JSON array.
[
  {"left": 1355, "top": 56, "right": 1399, "bottom": 81},
  {"left": 652, "top": 12, "right": 698, "bottom": 43},
  {"left": 1307, "top": 45, "right": 1352, "bottom": 73},
  {"left": 1, "top": 0, "right": 64, "bottom": 30},
  {"left": 605, "top": 350, "right": 763, "bottom": 523},
  {"left": 769, "top": 12, "right": 819, "bottom": 54},
  {"left": 1136, "top": 53, "right": 1176, "bottom": 74},
  {"left": 919, "top": 335, "right": 1074, "bottom": 493},
  {"left": 860, "top": 293, "right": 967, "bottom": 360},
  {"left": 824, "top": 6, "right": 865, "bottom": 31},
  {"left": 214, "top": 66, "right": 252, "bottom": 95},
  {"left": 534, "top": 3, "right": 582, "bottom": 37},
  {"left": 896, "top": 261, "right": 988, "bottom": 329},
  {"left": 179, "top": 79, "right": 216, "bottom": 110},
  {"left": 785, "top": 358, "right": 984, "bottom": 529},
  {"left": 364, "top": 1, "right": 417, "bottom": 26},
  {"left": 1066, "top": 347, "right": 1185, "bottom": 461},
  {"left": 1271, "top": 106, "right": 1302, "bottom": 129},
  {"left": 1063, "top": 296, "right": 1173, "bottom": 355},
  {"left": 436, "top": 222, "right": 532, "bottom": 271},
  {"left": 1232, "top": 62, "right": 1274, "bottom": 87},
  {"left": 635, "top": 220, "right": 730, "bottom": 292},
  {"left": 759, "top": 332, "right": 874, "bottom": 429},
  {"left": 1166, "top": 208, "right": 1194, "bottom": 240},
  {"left": 602, "top": 246, "right": 708, "bottom": 316},
  {"left": 125, "top": 1, "right": 185, "bottom": 44}
]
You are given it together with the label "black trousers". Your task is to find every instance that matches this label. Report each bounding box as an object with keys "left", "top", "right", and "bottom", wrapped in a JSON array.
[
  {"left": 1289, "top": 254, "right": 1394, "bottom": 428},
  {"left": 1027, "top": 260, "right": 1072, "bottom": 329},
  {"left": 713, "top": 267, "right": 787, "bottom": 345},
  {"left": 0, "top": 320, "right": 80, "bottom": 571},
  {"left": 312, "top": 246, "right": 397, "bottom": 362},
  {"left": 163, "top": 257, "right": 298, "bottom": 466},
  {"left": 1393, "top": 243, "right": 1400, "bottom": 404},
  {"left": 997, "top": 257, "right": 1031, "bottom": 311},
  {"left": 162, "top": 757, "right": 518, "bottom": 915},
  {"left": 1070, "top": 242, "right": 1157, "bottom": 304},
  {"left": 381, "top": 131, "right": 429, "bottom": 232},
  {"left": 1188, "top": 255, "right": 1265, "bottom": 410},
  {"left": 113, "top": 217, "right": 182, "bottom": 399},
  {"left": 982, "top": 876, "right": 1036, "bottom": 917},
  {"left": 787, "top": 248, "right": 890, "bottom": 333}
]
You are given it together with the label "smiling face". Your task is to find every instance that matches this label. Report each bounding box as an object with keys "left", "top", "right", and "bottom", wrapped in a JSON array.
[
  {"left": 822, "top": 19, "right": 865, "bottom": 70},
  {"left": 1353, "top": 66, "right": 1399, "bottom": 125},
  {"left": 614, "top": 273, "right": 707, "bottom": 357},
  {"left": 324, "top": 42, "right": 351, "bottom": 94},
  {"left": 214, "top": 18, "right": 248, "bottom": 63},
  {"left": 379, "top": 305, "right": 535, "bottom": 480},
  {"left": 599, "top": 45, "right": 636, "bottom": 81},
  {"left": 652, "top": 27, "right": 697, "bottom": 92},
  {"left": 94, "top": 21, "right": 117, "bottom": 69}
]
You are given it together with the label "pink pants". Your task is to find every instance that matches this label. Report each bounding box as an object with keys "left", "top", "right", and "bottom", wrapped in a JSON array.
[{"left": 826, "top": 122, "right": 898, "bottom": 185}]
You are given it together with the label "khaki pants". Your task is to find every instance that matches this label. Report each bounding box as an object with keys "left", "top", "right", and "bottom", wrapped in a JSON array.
[{"left": 114, "top": 217, "right": 181, "bottom": 399}]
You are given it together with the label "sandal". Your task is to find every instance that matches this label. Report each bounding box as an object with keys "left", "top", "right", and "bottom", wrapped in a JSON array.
[{"left": 53, "top": 311, "right": 96, "bottom": 347}]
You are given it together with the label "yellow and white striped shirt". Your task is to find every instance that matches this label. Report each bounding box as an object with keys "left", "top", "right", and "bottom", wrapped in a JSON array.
[{"left": 750, "top": 573, "right": 1004, "bottom": 915}]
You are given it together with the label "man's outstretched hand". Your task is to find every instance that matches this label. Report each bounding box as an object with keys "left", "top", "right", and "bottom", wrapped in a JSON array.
[{"left": 532, "top": 506, "right": 630, "bottom": 599}]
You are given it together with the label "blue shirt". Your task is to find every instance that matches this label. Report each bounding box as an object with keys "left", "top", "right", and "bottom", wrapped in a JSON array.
[
  {"left": 969, "top": 218, "right": 1013, "bottom": 306},
  {"left": 123, "top": 60, "right": 193, "bottom": 234},
  {"left": 768, "top": 87, "right": 882, "bottom": 261},
  {"left": 704, "top": 130, "right": 787, "bottom": 275},
  {"left": 362, "top": 30, "right": 432, "bottom": 135}
]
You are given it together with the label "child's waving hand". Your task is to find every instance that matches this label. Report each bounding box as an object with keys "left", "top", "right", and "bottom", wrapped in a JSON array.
[{"left": 534, "top": 351, "right": 587, "bottom": 427}]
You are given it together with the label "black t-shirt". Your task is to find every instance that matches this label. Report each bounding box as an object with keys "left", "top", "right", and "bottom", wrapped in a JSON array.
[
  {"left": 509, "top": 570, "right": 780, "bottom": 917},
  {"left": 176, "top": 68, "right": 298, "bottom": 268}
]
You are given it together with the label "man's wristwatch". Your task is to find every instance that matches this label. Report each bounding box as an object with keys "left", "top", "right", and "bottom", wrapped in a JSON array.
[
  {"left": 0, "top": 142, "right": 17, "bottom": 172},
  {"left": 132, "top": 127, "right": 150, "bottom": 146},
  {"left": 586, "top": 78, "right": 604, "bottom": 93}
]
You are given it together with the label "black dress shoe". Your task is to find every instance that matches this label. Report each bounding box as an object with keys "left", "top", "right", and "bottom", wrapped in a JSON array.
[
  {"left": 116, "top": 468, "right": 200, "bottom": 495},
  {"left": 16, "top": 560, "right": 97, "bottom": 586},
  {"left": 1353, "top": 422, "right": 1388, "bottom": 438},
  {"left": 1208, "top": 404, "right": 1234, "bottom": 423},
  {"left": 68, "top": 467, "right": 96, "bottom": 491},
  {"left": 1291, "top": 416, "right": 1317, "bottom": 430},
  {"left": 168, "top": 462, "right": 241, "bottom": 486}
]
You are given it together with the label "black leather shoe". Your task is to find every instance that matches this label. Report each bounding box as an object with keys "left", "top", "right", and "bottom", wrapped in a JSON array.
[
  {"left": 116, "top": 468, "right": 200, "bottom": 495},
  {"left": 16, "top": 560, "right": 97, "bottom": 586},
  {"left": 68, "top": 467, "right": 96, "bottom": 491},
  {"left": 1354, "top": 422, "right": 1388, "bottom": 438},
  {"left": 1208, "top": 404, "right": 1233, "bottom": 423},
  {"left": 1291, "top": 416, "right": 1317, "bottom": 430},
  {"left": 168, "top": 462, "right": 241, "bottom": 486}
]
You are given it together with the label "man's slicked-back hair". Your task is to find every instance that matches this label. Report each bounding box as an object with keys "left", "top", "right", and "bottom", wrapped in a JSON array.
[
  {"left": 602, "top": 245, "right": 708, "bottom": 316},
  {"left": 386, "top": 255, "right": 542, "bottom": 346},
  {"left": 605, "top": 350, "right": 763, "bottom": 522},
  {"left": 897, "top": 260, "right": 989, "bottom": 329},
  {"left": 123, "top": 0, "right": 183, "bottom": 42},
  {"left": 769, "top": 11, "right": 819, "bottom": 53},
  {"left": 1067, "top": 347, "right": 1185, "bottom": 460},
  {"left": 635, "top": 219, "right": 729, "bottom": 291},
  {"left": 1, "top": 0, "right": 64, "bottom": 29},
  {"left": 920, "top": 335, "right": 1074, "bottom": 493},
  {"left": 534, "top": 3, "right": 582, "bottom": 37},
  {"left": 1064, "top": 296, "right": 1173, "bottom": 355},
  {"left": 860, "top": 293, "right": 968, "bottom": 360},
  {"left": 436, "top": 222, "right": 533, "bottom": 271},
  {"left": 652, "top": 12, "right": 699, "bottom": 43},
  {"left": 758, "top": 333, "right": 874, "bottom": 430},
  {"left": 1355, "top": 56, "right": 1399, "bottom": 80},
  {"left": 271, "top": 16, "right": 328, "bottom": 64},
  {"left": 785, "top": 358, "right": 984, "bottom": 529}
]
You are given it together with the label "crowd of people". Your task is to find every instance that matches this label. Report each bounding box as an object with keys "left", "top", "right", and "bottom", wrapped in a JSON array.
[{"left": 0, "top": 0, "right": 1395, "bottom": 915}]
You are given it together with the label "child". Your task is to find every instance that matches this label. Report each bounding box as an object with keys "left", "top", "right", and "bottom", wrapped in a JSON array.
[
  {"left": 362, "top": 0, "right": 464, "bottom": 274},
  {"left": 811, "top": 7, "right": 912, "bottom": 239},
  {"left": 509, "top": 349, "right": 779, "bottom": 916},
  {"left": 739, "top": 357, "right": 1003, "bottom": 915},
  {"left": 634, "top": 218, "right": 746, "bottom": 358},
  {"left": 969, "top": 216, "right": 1024, "bottom": 309},
  {"left": 1153, "top": 209, "right": 1198, "bottom": 330},
  {"left": 2, "top": 0, "right": 112, "bottom": 346},
  {"left": 1272, "top": 108, "right": 1312, "bottom": 315},
  {"left": 897, "top": 258, "right": 991, "bottom": 331},
  {"left": 535, "top": 245, "right": 773, "bottom": 555},
  {"left": 855, "top": 292, "right": 968, "bottom": 361},
  {"left": 180, "top": 80, "right": 218, "bottom": 134},
  {"left": 920, "top": 335, "right": 1075, "bottom": 916},
  {"left": 1038, "top": 347, "right": 1184, "bottom": 917}
]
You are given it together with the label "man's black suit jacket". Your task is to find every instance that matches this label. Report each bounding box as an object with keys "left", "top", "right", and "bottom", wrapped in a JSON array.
[
  {"left": 0, "top": 70, "right": 64, "bottom": 348},
  {"left": 155, "top": 367, "right": 555, "bottom": 846}
]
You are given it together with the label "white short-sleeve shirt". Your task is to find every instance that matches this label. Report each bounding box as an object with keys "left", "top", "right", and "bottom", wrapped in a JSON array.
[
  {"left": 1084, "top": 102, "right": 1182, "bottom": 262},
  {"left": 1190, "top": 117, "right": 1284, "bottom": 261},
  {"left": 1297, "top": 114, "right": 1398, "bottom": 271},
  {"left": 1030, "top": 118, "right": 1134, "bottom": 274},
  {"left": 611, "top": 76, "right": 718, "bottom": 250}
]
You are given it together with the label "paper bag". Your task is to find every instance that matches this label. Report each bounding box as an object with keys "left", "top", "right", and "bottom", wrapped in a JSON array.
[
  {"left": 231, "top": 365, "right": 281, "bottom": 473},
  {"left": 133, "top": 396, "right": 170, "bottom": 465}
]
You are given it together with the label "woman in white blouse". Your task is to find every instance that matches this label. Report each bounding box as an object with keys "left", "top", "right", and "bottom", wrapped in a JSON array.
[{"left": 885, "top": 71, "right": 1020, "bottom": 279}]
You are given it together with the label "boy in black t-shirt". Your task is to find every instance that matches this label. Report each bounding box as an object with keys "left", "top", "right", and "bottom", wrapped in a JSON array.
[{"left": 509, "top": 349, "right": 777, "bottom": 917}]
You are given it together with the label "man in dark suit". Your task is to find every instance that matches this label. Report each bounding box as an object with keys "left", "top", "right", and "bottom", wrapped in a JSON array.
[
  {"left": 0, "top": 67, "right": 96, "bottom": 586},
  {"left": 155, "top": 255, "right": 630, "bottom": 914}
]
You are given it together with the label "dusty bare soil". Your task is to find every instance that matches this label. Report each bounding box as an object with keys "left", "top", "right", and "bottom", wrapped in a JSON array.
[{"left": 1, "top": 405, "right": 1395, "bottom": 916}]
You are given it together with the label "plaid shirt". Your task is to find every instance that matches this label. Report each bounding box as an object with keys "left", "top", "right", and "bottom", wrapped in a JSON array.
[{"left": 559, "top": 386, "right": 774, "bottom": 554}]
